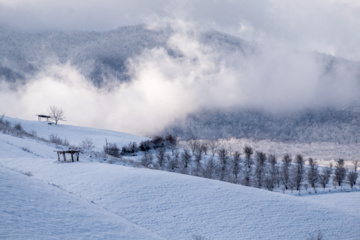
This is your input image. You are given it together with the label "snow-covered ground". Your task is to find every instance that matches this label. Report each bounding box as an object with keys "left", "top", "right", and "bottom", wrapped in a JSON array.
[
  {"left": 0, "top": 166, "right": 163, "bottom": 240},
  {"left": 4, "top": 116, "right": 147, "bottom": 151},
  {"left": 1, "top": 117, "right": 359, "bottom": 239}
]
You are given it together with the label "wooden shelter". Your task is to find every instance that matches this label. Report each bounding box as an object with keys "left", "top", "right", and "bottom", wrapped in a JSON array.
[
  {"left": 37, "top": 114, "right": 51, "bottom": 122},
  {"left": 56, "top": 150, "right": 81, "bottom": 162}
]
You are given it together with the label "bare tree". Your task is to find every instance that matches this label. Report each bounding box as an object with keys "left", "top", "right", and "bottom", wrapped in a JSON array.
[
  {"left": 48, "top": 106, "right": 65, "bottom": 125},
  {"left": 141, "top": 152, "right": 153, "bottom": 167},
  {"left": 208, "top": 140, "right": 218, "bottom": 156},
  {"left": 166, "top": 154, "right": 178, "bottom": 172},
  {"left": 165, "top": 134, "right": 177, "bottom": 153},
  {"left": 203, "top": 156, "right": 215, "bottom": 179},
  {"left": 334, "top": 159, "right": 346, "bottom": 186},
  {"left": 348, "top": 160, "right": 358, "bottom": 189},
  {"left": 188, "top": 139, "right": 200, "bottom": 155},
  {"left": 254, "top": 151, "right": 266, "bottom": 188},
  {"left": 218, "top": 147, "right": 228, "bottom": 181},
  {"left": 268, "top": 154, "right": 278, "bottom": 188},
  {"left": 318, "top": 163, "right": 333, "bottom": 189},
  {"left": 293, "top": 154, "right": 305, "bottom": 191},
  {"left": 156, "top": 148, "right": 166, "bottom": 169},
  {"left": 348, "top": 171, "right": 358, "bottom": 189},
  {"left": 352, "top": 160, "right": 359, "bottom": 172},
  {"left": 231, "top": 151, "right": 241, "bottom": 182},
  {"left": 79, "top": 138, "right": 95, "bottom": 151},
  {"left": 307, "top": 158, "right": 319, "bottom": 192},
  {"left": 243, "top": 146, "right": 254, "bottom": 186},
  {"left": 193, "top": 149, "right": 203, "bottom": 176},
  {"left": 181, "top": 149, "right": 192, "bottom": 169},
  {"left": 243, "top": 146, "right": 254, "bottom": 168},
  {"left": 281, "top": 154, "right": 292, "bottom": 190},
  {"left": 200, "top": 142, "right": 208, "bottom": 155},
  {"left": 194, "top": 150, "right": 202, "bottom": 168}
]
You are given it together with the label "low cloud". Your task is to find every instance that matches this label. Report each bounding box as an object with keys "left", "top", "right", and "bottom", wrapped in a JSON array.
[{"left": 1, "top": 21, "right": 359, "bottom": 135}]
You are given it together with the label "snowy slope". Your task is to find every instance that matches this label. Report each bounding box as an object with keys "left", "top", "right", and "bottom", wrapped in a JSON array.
[
  {"left": 0, "top": 166, "right": 163, "bottom": 240},
  {"left": 1, "top": 118, "right": 360, "bottom": 239},
  {"left": 4, "top": 116, "right": 147, "bottom": 151},
  {"left": 305, "top": 192, "right": 360, "bottom": 217}
]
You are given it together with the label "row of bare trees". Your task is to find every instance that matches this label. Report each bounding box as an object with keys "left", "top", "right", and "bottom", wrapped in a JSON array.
[{"left": 140, "top": 140, "right": 358, "bottom": 192}]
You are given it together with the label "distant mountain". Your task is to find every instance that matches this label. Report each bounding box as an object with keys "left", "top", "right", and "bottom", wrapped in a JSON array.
[
  {"left": 0, "top": 25, "right": 255, "bottom": 87},
  {"left": 0, "top": 25, "right": 172, "bottom": 86},
  {"left": 161, "top": 106, "right": 360, "bottom": 143},
  {"left": 1, "top": 25, "right": 360, "bottom": 143}
]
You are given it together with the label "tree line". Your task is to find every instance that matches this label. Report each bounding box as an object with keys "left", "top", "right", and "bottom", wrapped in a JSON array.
[{"left": 117, "top": 138, "right": 359, "bottom": 193}]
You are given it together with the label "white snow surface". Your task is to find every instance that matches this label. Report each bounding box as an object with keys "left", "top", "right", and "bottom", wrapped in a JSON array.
[
  {"left": 1, "top": 117, "right": 360, "bottom": 239},
  {"left": 4, "top": 116, "right": 148, "bottom": 151},
  {"left": 0, "top": 166, "right": 163, "bottom": 240}
]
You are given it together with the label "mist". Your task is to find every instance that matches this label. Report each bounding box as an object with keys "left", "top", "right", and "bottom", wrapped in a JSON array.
[{"left": 1, "top": 19, "right": 359, "bottom": 135}]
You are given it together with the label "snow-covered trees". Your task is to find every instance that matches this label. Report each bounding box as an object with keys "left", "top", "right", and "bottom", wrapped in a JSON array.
[
  {"left": 231, "top": 151, "right": 241, "bottom": 182},
  {"left": 318, "top": 163, "right": 332, "bottom": 189},
  {"left": 254, "top": 151, "right": 266, "bottom": 188},
  {"left": 243, "top": 146, "right": 254, "bottom": 186},
  {"left": 281, "top": 154, "right": 292, "bottom": 190},
  {"left": 334, "top": 159, "right": 346, "bottom": 186},
  {"left": 203, "top": 156, "right": 215, "bottom": 179},
  {"left": 181, "top": 149, "right": 192, "bottom": 171},
  {"left": 293, "top": 154, "right": 305, "bottom": 191},
  {"left": 307, "top": 158, "right": 319, "bottom": 192},
  {"left": 218, "top": 148, "right": 228, "bottom": 181},
  {"left": 156, "top": 148, "right": 166, "bottom": 169},
  {"left": 347, "top": 160, "right": 358, "bottom": 189},
  {"left": 134, "top": 137, "right": 358, "bottom": 193},
  {"left": 268, "top": 154, "right": 279, "bottom": 189}
]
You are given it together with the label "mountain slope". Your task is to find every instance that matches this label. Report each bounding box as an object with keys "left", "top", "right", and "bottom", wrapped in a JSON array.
[{"left": 163, "top": 106, "right": 360, "bottom": 143}]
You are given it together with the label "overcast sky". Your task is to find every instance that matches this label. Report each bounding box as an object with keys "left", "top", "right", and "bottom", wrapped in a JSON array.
[{"left": 1, "top": 0, "right": 360, "bottom": 60}]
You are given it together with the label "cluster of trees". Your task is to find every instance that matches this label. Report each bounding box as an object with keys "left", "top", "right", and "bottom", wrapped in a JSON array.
[
  {"left": 138, "top": 139, "right": 359, "bottom": 192},
  {"left": 103, "top": 134, "right": 177, "bottom": 157}
]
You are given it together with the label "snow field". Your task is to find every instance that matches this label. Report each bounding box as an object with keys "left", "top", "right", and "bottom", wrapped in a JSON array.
[
  {"left": 4, "top": 116, "right": 147, "bottom": 151},
  {"left": 0, "top": 166, "right": 163, "bottom": 240},
  {"left": 0, "top": 117, "right": 360, "bottom": 239}
]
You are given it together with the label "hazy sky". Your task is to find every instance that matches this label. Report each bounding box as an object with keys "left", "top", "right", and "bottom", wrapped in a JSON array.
[{"left": 1, "top": 0, "right": 360, "bottom": 135}]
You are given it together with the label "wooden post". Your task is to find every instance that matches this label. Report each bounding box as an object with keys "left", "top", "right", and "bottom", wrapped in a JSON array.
[
  {"left": 57, "top": 152, "right": 60, "bottom": 161},
  {"left": 71, "top": 152, "right": 74, "bottom": 162},
  {"left": 63, "top": 152, "right": 66, "bottom": 161},
  {"left": 76, "top": 152, "right": 79, "bottom": 161}
]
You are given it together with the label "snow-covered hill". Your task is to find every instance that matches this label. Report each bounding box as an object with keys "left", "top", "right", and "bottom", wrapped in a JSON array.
[
  {"left": 0, "top": 117, "right": 359, "bottom": 239},
  {"left": 3, "top": 116, "right": 147, "bottom": 152}
]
